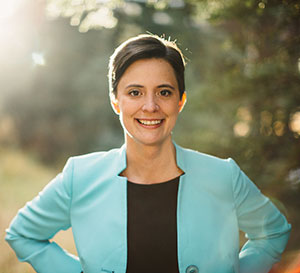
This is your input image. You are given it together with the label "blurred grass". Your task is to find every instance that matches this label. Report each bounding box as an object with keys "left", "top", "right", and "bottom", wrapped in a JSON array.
[{"left": 0, "top": 146, "right": 77, "bottom": 273}]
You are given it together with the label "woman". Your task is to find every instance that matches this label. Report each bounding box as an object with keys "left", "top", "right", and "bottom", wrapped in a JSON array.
[{"left": 6, "top": 34, "right": 291, "bottom": 273}]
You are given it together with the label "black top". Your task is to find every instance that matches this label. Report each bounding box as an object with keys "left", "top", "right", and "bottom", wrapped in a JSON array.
[{"left": 126, "top": 177, "right": 180, "bottom": 273}]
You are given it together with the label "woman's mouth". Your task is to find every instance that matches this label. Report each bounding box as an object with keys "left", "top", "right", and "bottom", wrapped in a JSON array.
[{"left": 136, "top": 119, "right": 164, "bottom": 126}]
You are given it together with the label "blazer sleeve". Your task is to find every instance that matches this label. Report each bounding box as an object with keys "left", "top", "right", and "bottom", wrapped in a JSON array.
[
  {"left": 5, "top": 157, "right": 83, "bottom": 273},
  {"left": 228, "top": 158, "right": 291, "bottom": 273}
]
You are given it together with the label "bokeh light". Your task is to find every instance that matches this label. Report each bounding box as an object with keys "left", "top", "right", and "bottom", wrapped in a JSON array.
[
  {"left": 289, "top": 112, "right": 300, "bottom": 135},
  {"left": 234, "top": 121, "right": 250, "bottom": 137},
  {"left": 31, "top": 52, "right": 46, "bottom": 66}
]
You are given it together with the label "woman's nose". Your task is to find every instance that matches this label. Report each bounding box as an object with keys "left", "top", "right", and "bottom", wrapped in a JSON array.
[{"left": 142, "top": 95, "right": 159, "bottom": 112}]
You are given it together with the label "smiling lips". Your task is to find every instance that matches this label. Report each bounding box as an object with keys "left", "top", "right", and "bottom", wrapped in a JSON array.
[{"left": 136, "top": 119, "right": 164, "bottom": 126}]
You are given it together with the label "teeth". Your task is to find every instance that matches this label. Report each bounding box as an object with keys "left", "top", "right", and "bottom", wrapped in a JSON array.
[{"left": 138, "top": 119, "right": 162, "bottom": 125}]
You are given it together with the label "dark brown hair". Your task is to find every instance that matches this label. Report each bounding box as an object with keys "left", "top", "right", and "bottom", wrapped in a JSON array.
[{"left": 108, "top": 34, "right": 186, "bottom": 99}]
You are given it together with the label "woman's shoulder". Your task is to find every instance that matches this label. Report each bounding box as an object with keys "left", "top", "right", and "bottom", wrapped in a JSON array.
[
  {"left": 73, "top": 147, "right": 121, "bottom": 160},
  {"left": 176, "top": 144, "right": 232, "bottom": 167},
  {"left": 67, "top": 146, "right": 126, "bottom": 173},
  {"left": 176, "top": 144, "right": 241, "bottom": 180}
]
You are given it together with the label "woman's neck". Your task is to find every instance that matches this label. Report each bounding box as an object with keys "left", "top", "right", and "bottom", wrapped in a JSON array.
[{"left": 121, "top": 138, "right": 183, "bottom": 184}]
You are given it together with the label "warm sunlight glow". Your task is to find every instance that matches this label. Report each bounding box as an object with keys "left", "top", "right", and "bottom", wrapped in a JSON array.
[
  {"left": 0, "top": 1, "right": 20, "bottom": 18},
  {"left": 284, "top": 252, "right": 300, "bottom": 273}
]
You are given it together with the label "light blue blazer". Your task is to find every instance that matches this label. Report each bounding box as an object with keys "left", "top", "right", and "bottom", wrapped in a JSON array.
[{"left": 6, "top": 143, "right": 291, "bottom": 273}]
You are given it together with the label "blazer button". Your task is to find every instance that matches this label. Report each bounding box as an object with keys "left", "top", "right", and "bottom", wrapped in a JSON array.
[{"left": 186, "top": 265, "right": 199, "bottom": 273}]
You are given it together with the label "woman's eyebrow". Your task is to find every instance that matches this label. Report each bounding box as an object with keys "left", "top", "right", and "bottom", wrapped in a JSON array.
[
  {"left": 157, "top": 84, "right": 175, "bottom": 90},
  {"left": 125, "top": 83, "right": 175, "bottom": 89},
  {"left": 125, "top": 84, "right": 144, "bottom": 89}
]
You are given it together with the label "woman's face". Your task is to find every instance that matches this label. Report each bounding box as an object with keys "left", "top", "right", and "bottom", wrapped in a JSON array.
[{"left": 112, "top": 58, "right": 185, "bottom": 147}]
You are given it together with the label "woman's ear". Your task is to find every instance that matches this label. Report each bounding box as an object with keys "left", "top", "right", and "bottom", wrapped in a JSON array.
[
  {"left": 110, "top": 96, "right": 120, "bottom": 115},
  {"left": 178, "top": 92, "right": 187, "bottom": 113}
]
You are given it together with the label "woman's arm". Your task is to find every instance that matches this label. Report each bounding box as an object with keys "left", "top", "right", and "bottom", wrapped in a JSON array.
[
  {"left": 5, "top": 158, "right": 83, "bottom": 273},
  {"left": 228, "top": 158, "right": 291, "bottom": 273}
]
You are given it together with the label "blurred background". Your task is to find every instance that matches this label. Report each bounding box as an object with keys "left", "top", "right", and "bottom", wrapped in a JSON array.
[{"left": 0, "top": 0, "right": 299, "bottom": 272}]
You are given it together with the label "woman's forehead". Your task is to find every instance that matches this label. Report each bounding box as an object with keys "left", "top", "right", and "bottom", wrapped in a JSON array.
[{"left": 119, "top": 58, "right": 178, "bottom": 86}]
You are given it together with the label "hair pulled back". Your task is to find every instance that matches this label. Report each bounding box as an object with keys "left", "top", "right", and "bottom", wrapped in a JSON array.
[{"left": 108, "top": 34, "right": 186, "bottom": 99}]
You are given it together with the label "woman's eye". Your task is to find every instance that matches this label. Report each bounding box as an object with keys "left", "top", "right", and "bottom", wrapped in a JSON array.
[
  {"left": 159, "top": 89, "right": 172, "bottom": 97},
  {"left": 129, "top": 90, "right": 140, "bottom": 96}
]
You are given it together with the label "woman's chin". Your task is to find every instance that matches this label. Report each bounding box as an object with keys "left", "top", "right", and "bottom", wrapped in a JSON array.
[{"left": 125, "top": 134, "right": 172, "bottom": 147}]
